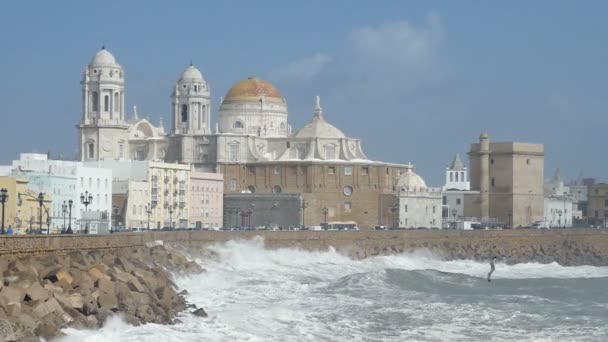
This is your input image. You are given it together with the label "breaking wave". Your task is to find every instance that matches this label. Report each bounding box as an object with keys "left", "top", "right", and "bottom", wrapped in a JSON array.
[{"left": 56, "top": 238, "right": 608, "bottom": 342}]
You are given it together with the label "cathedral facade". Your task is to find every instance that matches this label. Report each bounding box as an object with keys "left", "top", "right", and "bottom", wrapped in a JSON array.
[{"left": 78, "top": 47, "right": 410, "bottom": 228}]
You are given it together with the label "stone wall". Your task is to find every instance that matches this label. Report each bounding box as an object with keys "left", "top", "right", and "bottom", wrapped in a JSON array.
[{"left": 1, "top": 229, "right": 608, "bottom": 266}]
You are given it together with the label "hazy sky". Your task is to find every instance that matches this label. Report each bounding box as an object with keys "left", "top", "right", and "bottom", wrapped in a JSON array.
[{"left": 1, "top": 1, "right": 606, "bottom": 185}]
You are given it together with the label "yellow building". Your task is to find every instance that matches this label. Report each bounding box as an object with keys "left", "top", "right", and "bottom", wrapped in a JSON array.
[
  {"left": 148, "top": 162, "right": 191, "bottom": 229},
  {"left": 0, "top": 176, "right": 53, "bottom": 234}
]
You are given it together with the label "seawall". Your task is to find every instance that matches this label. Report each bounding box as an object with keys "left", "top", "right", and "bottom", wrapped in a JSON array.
[{"left": 1, "top": 229, "right": 608, "bottom": 266}]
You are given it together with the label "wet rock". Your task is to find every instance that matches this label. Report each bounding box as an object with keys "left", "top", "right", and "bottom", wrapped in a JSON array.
[
  {"left": 192, "top": 307, "right": 208, "bottom": 318},
  {"left": 0, "top": 319, "right": 16, "bottom": 342}
]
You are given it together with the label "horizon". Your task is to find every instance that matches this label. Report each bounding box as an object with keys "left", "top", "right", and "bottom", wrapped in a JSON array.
[{"left": 1, "top": 1, "right": 607, "bottom": 185}]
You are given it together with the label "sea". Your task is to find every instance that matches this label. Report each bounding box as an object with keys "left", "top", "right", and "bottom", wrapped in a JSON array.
[{"left": 56, "top": 238, "right": 608, "bottom": 342}]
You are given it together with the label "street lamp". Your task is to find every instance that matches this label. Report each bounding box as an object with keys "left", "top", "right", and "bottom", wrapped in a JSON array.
[
  {"left": 557, "top": 209, "right": 563, "bottom": 229},
  {"left": 80, "top": 191, "right": 93, "bottom": 211},
  {"left": 300, "top": 199, "right": 308, "bottom": 229},
  {"left": 145, "top": 203, "right": 153, "bottom": 230},
  {"left": 270, "top": 202, "right": 278, "bottom": 228},
  {"left": 18, "top": 192, "right": 47, "bottom": 234},
  {"left": 249, "top": 204, "right": 255, "bottom": 228},
  {"left": 168, "top": 202, "right": 176, "bottom": 230},
  {"left": 507, "top": 209, "right": 513, "bottom": 229},
  {"left": 0, "top": 188, "right": 8, "bottom": 234},
  {"left": 451, "top": 208, "right": 457, "bottom": 229},
  {"left": 62, "top": 201, "right": 68, "bottom": 231},
  {"left": 67, "top": 200, "right": 73, "bottom": 234},
  {"left": 80, "top": 191, "right": 93, "bottom": 234},
  {"left": 322, "top": 207, "right": 329, "bottom": 227}
]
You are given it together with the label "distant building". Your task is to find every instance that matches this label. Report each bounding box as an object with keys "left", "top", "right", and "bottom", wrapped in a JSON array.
[
  {"left": 588, "top": 183, "right": 608, "bottom": 227},
  {"left": 224, "top": 193, "right": 301, "bottom": 229},
  {"left": 544, "top": 169, "right": 574, "bottom": 227},
  {"left": 441, "top": 154, "right": 479, "bottom": 225},
  {"left": 89, "top": 160, "right": 191, "bottom": 229},
  {"left": 0, "top": 176, "right": 52, "bottom": 234},
  {"left": 189, "top": 170, "right": 223, "bottom": 229},
  {"left": 10, "top": 153, "right": 112, "bottom": 232},
  {"left": 567, "top": 173, "right": 592, "bottom": 220},
  {"left": 396, "top": 169, "right": 442, "bottom": 228},
  {"left": 468, "top": 133, "right": 544, "bottom": 227},
  {"left": 112, "top": 180, "right": 149, "bottom": 230}
]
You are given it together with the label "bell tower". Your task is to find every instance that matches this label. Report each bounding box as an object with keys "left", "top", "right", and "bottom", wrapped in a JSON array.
[
  {"left": 171, "top": 64, "right": 211, "bottom": 135},
  {"left": 79, "top": 47, "right": 129, "bottom": 161}
]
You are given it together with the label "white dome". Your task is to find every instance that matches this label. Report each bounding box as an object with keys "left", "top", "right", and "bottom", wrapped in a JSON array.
[
  {"left": 294, "top": 96, "right": 345, "bottom": 139},
  {"left": 295, "top": 119, "right": 345, "bottom": 139},
  {"left": 180, "top": 65, "right": 204, "bottom": 82},
  {"left": 90, "top": 47, "right": 118, "bottom": 67},
  {"left": 397, "top": 168, "right": 427, "bottom": 189}
]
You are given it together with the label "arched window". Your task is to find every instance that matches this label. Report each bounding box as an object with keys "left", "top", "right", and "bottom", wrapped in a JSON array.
[
  {"left": 273, "top": 185, "right": 282, "bottom": 194},
  {"left": 194, "top": 85, "right": 198, "bottom": 92},
  {"left": 233, "top": 121, "right": 244, "bottom": 129},
  {"left": 104, "top": 95, "right": 109, "bottom": 112},
  {"left": 92, "top": 92, "right": 99, "bottom": 112},
  {"left": 181, "top": 104, "right": 188, "bottom": 122},
  {"left": 449, "top": 172, "right": 453, "bottom": 182},
  {"left": 324, "top": 144, "right": 336, "bottom": 160},
  {"left": 247, "top": 185, "right": 256, "bottom": 193},
  {"left": 114, "top": 93, "right": 119, "bottom": 112}
]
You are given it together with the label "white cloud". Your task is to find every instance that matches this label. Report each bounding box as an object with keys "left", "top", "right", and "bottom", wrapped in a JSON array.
[
  {"left": 269, "top": 52, "right": 332, "bottom": 81},
  {"left": 349, "top": 14, "right": 442, "bottom": 73}
]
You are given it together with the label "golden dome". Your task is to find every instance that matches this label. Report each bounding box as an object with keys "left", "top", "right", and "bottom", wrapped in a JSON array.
[{"left": 224, "top": 77, "right": 282, "bottom": 100}]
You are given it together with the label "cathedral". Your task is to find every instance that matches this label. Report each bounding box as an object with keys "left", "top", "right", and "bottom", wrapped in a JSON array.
[{"left": 79, "top": 47, "right": 412, "bottom": 228}]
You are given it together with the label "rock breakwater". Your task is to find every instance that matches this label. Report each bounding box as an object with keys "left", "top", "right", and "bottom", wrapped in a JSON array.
[{"left": 0, "top": 241, "right": 203, "bottom": 341}]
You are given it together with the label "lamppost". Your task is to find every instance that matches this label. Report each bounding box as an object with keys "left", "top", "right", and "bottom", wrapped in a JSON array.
[
  {"left": 507, "top": 209, "right": 513, "bottom": 229},
  {"left": 62, "top": 201, "right": 68, "bottom": 231},
  {"left": 0, "top": 188, "right": 8, "bottom": 234},
  {"left": 145, "top": 204, "right": 153, "bottom": 230},
  {"left": 300, "top": 199, "right": 308, "bottom": 229},
  {"left": 270, "top": 202, "right": 278, "bottom": 228},
  {"left": 112, "top": 206, "right": 119, "bottom": 232},
  {"left": 168, "top": 202, "right": 177, "bottom": 230},
  {"left": 557, "top": 209, "right": 563, "bottom": 229},
  {"left": 67, "top": 200, "right": 73, "bottom": 234},
  {"left": 249, "top": 204, "right": 255, "bottom": 228},
  {"left": 322, "top": 207, "right": 329, "bottom": 228},
  {"left": 80, "top": 191, "right": 93, "bottom": 234},
  {"left": 451, "top": 208, "right": 457, "bottom": 229},
  {"left": 18, "top": 192, "right": 46, "bottom": 234}
]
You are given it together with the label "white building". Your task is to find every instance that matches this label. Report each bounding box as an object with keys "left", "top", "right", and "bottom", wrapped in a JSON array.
[
  {"left": 397, "top": 168, "right": 442, "bottom": 228},
  {"left": 544, "top": 169, "right": 575, "bottom": 227},
  {"left": 11, "top": 153, "right": 112, "bottom": 232},
  {"left": 441, "top": 154, "right": 479, "bottom": 225}
]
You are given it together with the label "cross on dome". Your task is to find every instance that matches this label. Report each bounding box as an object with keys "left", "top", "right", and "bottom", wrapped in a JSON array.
[{"left": 314, "top": 95, "right": 323, "bottom": 120}]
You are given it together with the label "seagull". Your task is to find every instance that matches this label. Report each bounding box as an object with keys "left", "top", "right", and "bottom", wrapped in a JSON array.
[{"left": 487, "top": 256, "right": 497, "bottom": 282}]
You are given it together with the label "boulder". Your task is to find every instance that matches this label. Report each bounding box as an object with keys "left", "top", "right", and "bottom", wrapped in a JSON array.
[
  {"left": 95, "top": 278, "right": 115, "bottom": 295},
  {"left": 0, "top": 319, "right": 16, "bottom": 342},
  {"left": 24, "top": 283, "right": 49, "bottom": 302},
  {"left": 97, "top": 293, "right": 118, "bottom": 311},
  {"left": 88, "top": 267, "right": 111, "bottom": 281},
  {"left": 34, "top": 311, "right": 66, "bottom": 338},
  {"left": 55, "top": 271, "right": 73, "bottom": 285},
  {"left": 32, "top": 298, "right": 64, "bottom": 319},
  {"left": 54, "top": 293, "right": 83, "bottom": 310},
  {"left": 135, "top": 305, "right": 155, "bottom": 322},
  {"left": 192, "top": 307, "right": 208, "bottom": 318},
  {"left": 0, "top": 287, "right": 25, "bottom": 307}
]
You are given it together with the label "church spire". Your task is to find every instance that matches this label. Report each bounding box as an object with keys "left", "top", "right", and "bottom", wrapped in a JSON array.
[{"left": 313, "top": 95, "right": 323, "bottom": 120}]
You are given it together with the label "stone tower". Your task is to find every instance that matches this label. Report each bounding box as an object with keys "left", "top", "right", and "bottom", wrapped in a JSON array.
[
  {"left": 171, "top": 64, "right": 211, "bottom": 136},
  {"left": 478, "top": 133, "right": 490, "bottom": 220},
  {"left": 79, "top": 47, "right": 129, "bottom": 161}
]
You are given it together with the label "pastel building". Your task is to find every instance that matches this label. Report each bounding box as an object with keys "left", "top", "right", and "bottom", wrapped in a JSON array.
[
  {"left": 11, "top": 153, "right": 112, "bottom": 232},
  {"left": 189, "top": 170, "right": 224, "bottom": 229},
  {"left": 0, "top": 176, "right": 52, "bottom": 234}
]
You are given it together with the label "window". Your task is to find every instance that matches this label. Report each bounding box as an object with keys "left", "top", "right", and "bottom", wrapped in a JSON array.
[
  {"left": 344, "top": 167, "right": 352, "bottom": 176},
  {"left": 228, "top": 144, "right": 240, "bottom": 162},
  {"left": 247, "top": 185, "right": 256, "bottom": 193},
  {"left": 105, "top": 194, "right": 108, "bottom": 205},
  {"left": 404, "top": 205, "right": 408, "bottom": 212},
  {"left": 325, "top": 144, "right": 336, "bottom": 159},
  {"left": 105, "top": 179, "right": 108, "bottom": 188},
  {"left": 433, "top": 206, "right": 436, "bottom": 213},
  {"left": 442, "top": 196, "right": 447, "bottom": 205},
  {"left": 449, "top": 172, "right": 453, "bottom": 182},
  {"left": 194, "top": 85, "right": 198, "bottom": 92},
  {"left": 296, "top": 145, "right": 307, "bottom": 159},
  {"left": 273, "top": 166, "right": 280, "bottom": 175},
  {"left": 230, "top": 179, "right": 237, "bottom": 191},
  {"left": 455, "top": 172, "right": 459, "bottom": 182},
  {"left": 92, "top": 92, "right": 99, "bottom": 112},
  {"left": 181, "top": 105, "right": 188, "bottom": 122},
  {"left": 104, "top": 95, "right": 109, "bottom": 112},
  {"left": 97, "top": 178, "right": 100, "bottom": 188},
  {"left": 136, "top": 148, "right": 144, "bottom": 161},
  {"left": 361, "top": 167, "right": 369, "bottom": 175},
  {"left": 526, "top": 159, "right": 530, "bottom": 165},
  {"left": 456, "top": 198, "right": 461, "bottom": 205},
  {"left": 88, "top": 143, "right": 94, "bottom": 159},
  {"left": 490, "top": 159, "right": 494, "bottom": 165},
  {"left": 343, "top": 186, "right": 353, "bottom": 196},
  {"left": 273, "top": 185, "right": 282, "bottom": 193},
  {"left": 89, "top": 178, "right": 92, "bottom": 187},
  {"left": 247, "top": 166, "right": 255, "bottom": 175},
  {"left": 491, "top": 178, "right": 495, "bottom": 187},
  {"left": 344, "top": 202, "right": 352, "bottom": 211},
  {"left": 133, "top": 205, "right": 136, "bottom": 215},
  {"left": 328, "top": 166, "right": 335, "bottom": 175},
  {"left": 114, "top": 92, "right": 119, "bottom": 112},
  {"left": 233, "top": 121, "right": 244, "bottom": 129}
]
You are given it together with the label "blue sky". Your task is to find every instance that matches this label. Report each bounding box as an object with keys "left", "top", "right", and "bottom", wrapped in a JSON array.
[{"left": 0, "top": 1, "right": 606, "bottom": 185}]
